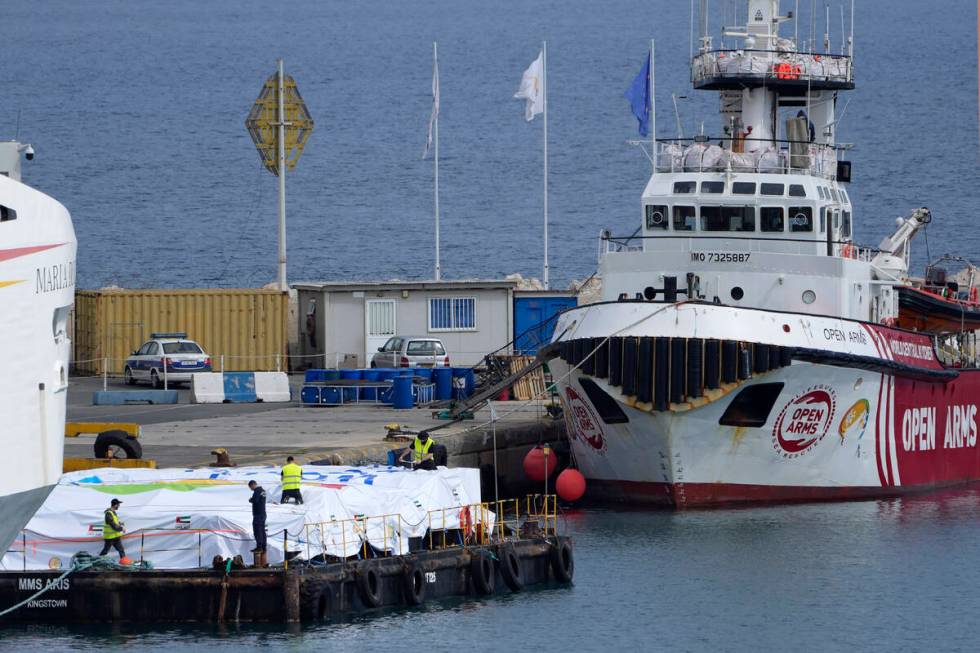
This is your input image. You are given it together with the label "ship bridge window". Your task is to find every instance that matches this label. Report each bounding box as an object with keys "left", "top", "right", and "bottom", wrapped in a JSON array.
[
  {"left": 719, "top": 382, "right": 785, "bottom": 428},
  {"left": 841, "top": 211, "right": 852, "bottom": 238},
  {"left": 578, "top": 378, "right": 629, "bottom": 425},
  {"left": 701, "top": 181, "right": 725, "bottom": 194},
  {"left": 673, "top": 205, "right": 696, "bottom": 231},
  {"left": 817, "top": 187, "right": 827, "bottom": 199},
  {"left": 0, "top": 205, "right": 15, "bottom": 222},
  {"left": 761, "top": 207, "right": 785, "bottom": 232},
  {"left": 831, "top": 188, "right": 841, "bottom": 202},
  {"left": 842, "top": 190, "right": 850, "bottom": 205},
  {"left": 645, "top": 205, "right": 668, "bottom": 230},
  {"left": 673, "top": 181, "right": 696, "bottom": 194},
  {"left": 789, "top": 184, "right": 807, "bottom": 197},
  {"left": 789, "top": 206, "right": 813, "bottom": 232},
  {"left": 732, "top": 182, "right": 756, "bottom": 195},
  {"left": 701, "top": 206, "right": 755, "bottom": 232},
  {"left": 760, "top": 183, "right": 784, "bottom": 196},
  {"left": 819, "top": 207, "right": 827, "bottom": 233}
]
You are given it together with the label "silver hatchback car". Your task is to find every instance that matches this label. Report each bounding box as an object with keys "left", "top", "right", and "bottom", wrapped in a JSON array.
[{"left": 371, "top": 336, "right": 450, "bottom": 368}]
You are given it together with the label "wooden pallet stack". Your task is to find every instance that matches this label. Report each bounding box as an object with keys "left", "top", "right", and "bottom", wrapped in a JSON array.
[{"left": 508, "top": 355, "right": 547, "bottom": 401}]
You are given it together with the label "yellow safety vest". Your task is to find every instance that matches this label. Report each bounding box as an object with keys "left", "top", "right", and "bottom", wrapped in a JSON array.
[
  {"left": 103, "top": 509, "right": 123, "bottom": 540},
  {"left": 281, "top": 463, "right": 303, "bottom": 491},
  {"left": 412, "top": 438, "right": 434, "bottom": 462}
]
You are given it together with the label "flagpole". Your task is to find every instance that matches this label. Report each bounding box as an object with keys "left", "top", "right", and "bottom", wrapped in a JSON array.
[
  {"left": 433, "top": 42, "right": 441, "bottom": 281},
  {"left": 542, "top": 40, "right": 549, "bottom": 290},
  {"left": 650, "top": 39, "right": 656, "bottom": 173}
]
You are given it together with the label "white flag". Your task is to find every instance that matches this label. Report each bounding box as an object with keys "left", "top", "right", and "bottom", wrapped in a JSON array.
[
  {"left": 423, "top": 48, "right": 440, "bottom": 159},
  {"left": 514, "top": 51, "right": 544, "bottom": 121}
]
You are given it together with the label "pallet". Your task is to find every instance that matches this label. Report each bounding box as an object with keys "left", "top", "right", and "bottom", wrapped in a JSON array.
[{"left": 508, "top": 356, "right": 546, "bottom": 401}]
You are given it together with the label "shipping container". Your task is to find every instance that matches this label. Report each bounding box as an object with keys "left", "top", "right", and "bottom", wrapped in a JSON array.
[
  {"left": 513, "top": 293, "right": 578, "bottom": 356},
  {"left": 72, "top": 289, "right": 288, "bottom": 375}
]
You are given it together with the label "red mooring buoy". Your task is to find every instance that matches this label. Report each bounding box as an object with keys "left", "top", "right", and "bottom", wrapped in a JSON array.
[
  {"left": 556, "top": 468, "right": 587, "bottom": 502},
  {"left": 523, "top": 444, "right": 558, "bottom": 482}
]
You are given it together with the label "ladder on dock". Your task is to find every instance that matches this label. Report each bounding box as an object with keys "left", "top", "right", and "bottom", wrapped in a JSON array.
[{"left": 443, "top": 344, "right": 559, "bottom": 420}]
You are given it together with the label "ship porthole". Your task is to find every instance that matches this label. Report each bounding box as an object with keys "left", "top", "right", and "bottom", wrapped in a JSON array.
[
  {"left": 730, "top": 286, "right": 744, "bottom": 301},
  {"left": 802, "top": 290, "right": 817, "bottom": 305}
]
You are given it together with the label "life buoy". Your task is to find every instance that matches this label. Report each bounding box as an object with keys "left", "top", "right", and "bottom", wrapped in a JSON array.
[
  {"left": 356, "top": 562, "right": 383, "bottom": 608},
  {"left": 499, "top": 544, "right": 525, "bottom": 592},
  {"left": 470, "top": 551, "right": 495, "bottom": 595},
  {"left": 402, "top": 563, "right": 426, "bottom": 606},
  {"left": 841, "top": 243, "right": 856, "bottom": 259},
  {"left": 550, "top": 538, "right": 575, "bottom": 583}
]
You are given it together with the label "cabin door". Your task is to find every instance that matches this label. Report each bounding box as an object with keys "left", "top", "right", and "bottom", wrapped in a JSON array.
[{"left": 365, "top": 299, "right": 397, "bottom": 365}]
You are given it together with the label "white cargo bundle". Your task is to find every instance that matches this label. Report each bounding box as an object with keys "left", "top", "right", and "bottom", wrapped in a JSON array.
[{"left": 1, "top": 465, "right": 487, "bottom": 571}]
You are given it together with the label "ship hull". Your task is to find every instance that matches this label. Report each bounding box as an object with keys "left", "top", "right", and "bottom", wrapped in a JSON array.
[{"left": 550, "top": 301, "right": 980, "bottom": 508}]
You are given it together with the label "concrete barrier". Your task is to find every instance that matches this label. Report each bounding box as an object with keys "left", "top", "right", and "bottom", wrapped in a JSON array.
[
  {"left": 93, "top": 390, "right": 178, "bottom": 406},
  {"left": 192, "top": 372, "right": 290, "bottom": 404}
]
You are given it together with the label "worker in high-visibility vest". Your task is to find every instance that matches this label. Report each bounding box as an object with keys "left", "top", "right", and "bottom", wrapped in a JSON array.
[
  {"left": 280, "top": 456, "right": 304, "bottom": 504},
  {"left": 398, "top": 431, "right": 436, "bottom": 471},
  {"left": 98, "top": 498, "right": 127, "bottom": 559}
]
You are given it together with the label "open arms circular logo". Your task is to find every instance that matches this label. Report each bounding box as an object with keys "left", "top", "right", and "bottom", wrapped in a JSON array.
[
  {"left": 564, "top": 386, "right": 607, "bottom": 454},
  {"left": 772, "top": 386, "right": 836, "bottom": 458}
]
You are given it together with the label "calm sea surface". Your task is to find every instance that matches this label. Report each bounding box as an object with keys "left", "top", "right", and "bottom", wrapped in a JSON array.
[{"left": 3, "top": 0, "right": 980, "bottom": 650}]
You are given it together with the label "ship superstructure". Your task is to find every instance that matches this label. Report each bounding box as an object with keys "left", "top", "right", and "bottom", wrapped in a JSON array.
[
  {"left": 550, "top": 0, "right": 980, "bottom": 507},
  {"left": 0, "top": 142, "right": 76, "bottom": 550}
]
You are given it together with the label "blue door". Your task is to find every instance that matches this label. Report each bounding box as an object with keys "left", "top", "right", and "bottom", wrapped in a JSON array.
[{"left": 513, "top": 296, "right": 577, "bottom": 355}]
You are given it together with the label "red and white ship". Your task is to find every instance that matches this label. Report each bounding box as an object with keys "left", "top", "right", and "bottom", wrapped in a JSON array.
[{"left": 550, "top": 0, "right": 980, "bottom": 507}]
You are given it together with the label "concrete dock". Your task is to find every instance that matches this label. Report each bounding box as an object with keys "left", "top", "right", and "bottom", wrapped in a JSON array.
[{"left": 66, "top": 377, "right": 567, "bottom": 496}]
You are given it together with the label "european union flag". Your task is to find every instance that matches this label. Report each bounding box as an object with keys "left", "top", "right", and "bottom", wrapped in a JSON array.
[{"left": 624, "top": 53, "right": 651, "bottom": 137}]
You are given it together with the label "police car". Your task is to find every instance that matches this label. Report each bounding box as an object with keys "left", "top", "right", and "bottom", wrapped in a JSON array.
[{"left": 124, "top": 332, "right": 212, "bottom": 388}]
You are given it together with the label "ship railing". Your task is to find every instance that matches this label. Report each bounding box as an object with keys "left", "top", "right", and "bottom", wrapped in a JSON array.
[
  {"left": 5, "top": 495, "right": 560, "bottom": 571},
  {"left": 601, "top": 232, "right": 883, "bottom": 260},
  {"left": 691, "top": 48, "right": 853, "bottom": 87},
  {"left": 655, "top": 138, "right": 840, "bottom": 180}
]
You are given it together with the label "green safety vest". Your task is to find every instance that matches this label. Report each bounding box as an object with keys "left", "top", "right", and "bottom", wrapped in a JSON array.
[
  {"left": 412, "top": 438, "right": 434, "bottom": 462},
  {"left": 103, "top": 509, "right": 123, "bottom": 540},
  {"left": 281, "top": 463, "right": 303, "bottom": 491}
]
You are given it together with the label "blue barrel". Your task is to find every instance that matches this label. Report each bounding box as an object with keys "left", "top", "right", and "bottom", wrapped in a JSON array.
[
  {"left": 300, "top": 385, "right": 320, "bottom": 404},
  {"left": 304, "top": 370, "right": 321, "bottom": 383},
  {"left": 413, "top": 368, "right": 434, "bottom": 383},
  {"left": 452, "top": 367, "right": 475, "bottom": 399},
  {"left": 361, "top": 369, "right": 381, "bottom": 401},
  {"left": 320, "top": 387, "right": 342, "bottom": 405},
  {"left": 323, "top": 369, "right": 342, "bottom": 381},
  {"left": 399, "top": 368, "right": 415, "bottom": 377},
  {"left": 433, "top": 367, "right": 453, "bottom": 401},
  {"left": 339, "top": 369, "right": 361, "bottom": 402},
  {"left": 377, "top": 369, "right": 398, "bottom": 403},
  {"left": 392, "top": 375, "right": 414, "bottom": 409}
]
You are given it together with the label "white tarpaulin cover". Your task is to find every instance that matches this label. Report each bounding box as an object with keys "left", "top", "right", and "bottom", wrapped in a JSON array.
[{"left": 2, "top": 465, "right": 489, "bottom": 571}]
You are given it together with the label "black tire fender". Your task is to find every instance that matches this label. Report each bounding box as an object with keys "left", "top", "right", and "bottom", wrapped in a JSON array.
[
  {"left": 300, "top": 579, "right": 331, "bottom": 621},
  {"left": 94, "top": 430, "right": 143, "bottom": 459},
  {"left": 470, "top": 550, "right": 494, "bottom": 595},
  {"left": 402, "top": 562, "right": 426, "bottom": 606},
  {"left": 499, "top": 544, "right": 524, "bottom": 592},
  {"left": 550, "top": 538, "right": 574, "bottom": 583},
  {"left": 356, "top": 562, "right": 383, "bottom": 608}
]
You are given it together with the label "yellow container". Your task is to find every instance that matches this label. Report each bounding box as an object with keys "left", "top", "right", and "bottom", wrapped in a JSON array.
[
  {"left": 72, "top": 288, "right": 289, "bottom": 375},
  {"left": 63, "top": 458, "right": 158, "bottom": 472}
]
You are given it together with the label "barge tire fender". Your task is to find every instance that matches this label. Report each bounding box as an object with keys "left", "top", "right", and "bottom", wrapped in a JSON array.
[
  {"left": 356, "top": 563, "right": 383, "bottom": 608},
  {"left": 300, "top": 579, "right": 331, "bottom": 621},
  {"left": 402, "top": 562, "right": 427, "bottom": 606},
  {"left": 550, "top": 538, "right": 574, "bottom": 583},
  {"left": 498, "top": 544, "right": 524, "bottom": 592},
  {"left": 470, "top": 551, "right": 495, "bottom": 595}
]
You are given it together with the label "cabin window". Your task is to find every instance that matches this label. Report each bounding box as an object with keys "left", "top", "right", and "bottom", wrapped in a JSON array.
[
  {"left": 841, "top": 189, "right": 850, "bottom": 205},
  {"left": 789, "top": 207, "right": 813, "bottom": 232},
  {"left": 701, "top": 181, "right": 725, "bottom": 194},
  {"left": 760, "top": 207, "right": 785, "bottom": 232},
  {"left": 732, "top": 182, "right": 756, "bottom": 195},
  {"left": 830, "top": 188, "right": 840, "bottom": 202},
  {"left": 0, "top": 205, "right": 15, "bottom": 222},
  {"left": 760, "top": 183, "right": 784, "bottom": 196},
  {"left": 673, "top": 206, "right": 696, "bottom": 231},
  {"left": 579, "top": 378, "right": 630, "bottom": 425},
  {"left": 821, "top": 186, "right": 831, "bottom": 199},
  {"left": 833, "top": 210, "right": 840, "bottom": 230},
  {"left": 841, "top": 211, "right": 852, "bottom": 239},
  {"left": 429, "top": 297, "right": 477, "bottom": 331},
  {"left": 645, "top": 205, "right": 668, "bottom": 230},
  {"left": 701, "top": 206, "right": 755, "bottom": 232},
  {"left": 789, "top": 184, "right": 806, "bottom": 197},
  {"left": 817, "top": 187, "right": 826, "bottom": 199},
  {"left": 719, "top": 382, "right": 785, "bottom": 427},
  {"left": 819, "top": 207, "right": 827, "bottom": 234},
  {"left": 673, "top": 181, "right": 696, "bottom": 194}
]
